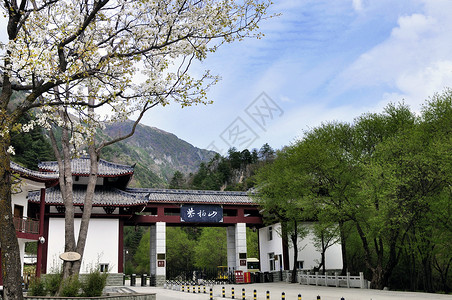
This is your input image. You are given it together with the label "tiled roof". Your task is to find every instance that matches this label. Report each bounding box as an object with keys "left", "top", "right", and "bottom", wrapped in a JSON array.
[
  {"left": 127, "top": 188, "right": 257, "bottom": 205},
  {"left": 28, "top": 186, "right": 147, "bottom": 207},
  {"left": 10, "top": 161, "right": 59, "bottom": 181},
  {"left": 38, "top": 156, "right": 134, "bottom": 176}
]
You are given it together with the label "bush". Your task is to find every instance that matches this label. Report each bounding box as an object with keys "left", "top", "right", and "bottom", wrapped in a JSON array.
[
  {"left": 28, "top": 277, "right": 46, "bottom": 296},
  {"left": 60, "top": 275, "right": 81, "bottom": 297},
  {"left": 81, "top": 270, "right": 108, "bottom": 297},
  {"left": 45, "top": 273, "right": 62, "bottom": 296}
]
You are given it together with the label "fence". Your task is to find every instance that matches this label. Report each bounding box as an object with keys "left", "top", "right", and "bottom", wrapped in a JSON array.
[
  {"left": 166, "top": 267, "right": 236, "bottom": 283},
  {"left": 13, "top": 217, "right": 39, "bottom": 234},
  {"left": 280, "top": 271, "right": 368, "bottom": 289}
]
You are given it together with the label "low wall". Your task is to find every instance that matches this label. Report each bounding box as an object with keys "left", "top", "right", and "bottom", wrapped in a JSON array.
[
  {"left": 25, "top": 294, "right": 155, "bottom": 300},
  {"left": 275, "top": 271, "right": 369, "bottom": 289}
]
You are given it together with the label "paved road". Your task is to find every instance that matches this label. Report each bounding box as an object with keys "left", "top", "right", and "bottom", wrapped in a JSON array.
[{"left": 127, "top": 282, "right": 452, "bottom": 300}]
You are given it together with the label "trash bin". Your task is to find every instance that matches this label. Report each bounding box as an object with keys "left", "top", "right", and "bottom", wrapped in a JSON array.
[
  {"left": 264, "top": 272, "right": 273, "bottom": 282},
  {"left": 131, "top": 274, "right": 136, "bottom": 286},
  {"left": 235, "top": 270, "right": 244, "bottom": 284},
  {"left": 244, "top": 272, "right": 251, "bottom": 283},
  {"left": 259, "top": 272, "right": 264, "bottom": 283}
]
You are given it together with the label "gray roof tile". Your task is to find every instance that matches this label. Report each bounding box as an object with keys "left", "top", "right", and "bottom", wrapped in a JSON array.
[
  {"left": 38, "top": 156, "right": 134, "bottom": 176},
  {"left": 28, "top": 186, "right": 147, "bottom": 206},
  {"left": 127, "top": 188, "right": 257, "bottom": 205},
  {"left": 10, "top": 161, "right": 59, "bottom": 180}
]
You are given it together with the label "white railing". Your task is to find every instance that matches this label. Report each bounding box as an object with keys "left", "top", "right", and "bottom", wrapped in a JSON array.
[
  {"left": 280, "top": 270, "right": 368, "bottom": 289},
  {"left": 299, "top": 271, "right": 368, "bottom": 288}
]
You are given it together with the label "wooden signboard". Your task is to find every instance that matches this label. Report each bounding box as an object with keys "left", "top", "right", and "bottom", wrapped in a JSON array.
[{"left": 59, "top": 252, "right": 81, "bottom": 262}]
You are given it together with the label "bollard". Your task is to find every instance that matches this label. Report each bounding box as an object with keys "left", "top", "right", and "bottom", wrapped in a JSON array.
[
  {"left": 188, "top": 285, "right": 191, "bottom": 293},
  {"left": 341, "top": 298, "right": 345, "bottom": 300},
  {"left": 210, "top": 288, "right": 213, "bottom": 300},
  {"left": 317, "top": 296, "right": 321, "bottom": 300},
  {"left": 253, "top": 289, "right": 257, "bottom": 300},
  {"left": 281, "top": 292, "right": 285, "bottom": 299},
  {"left": 123, "top": 274, "right": 126, "bottom": 285},
  {"left": 193, "top": 285, "right": 196, "bottom": 293},
  {"left": 222, "top": 286, "right": 225, "bottom": 298},
  {"left": 266, "top": 290, "right": 270, "bottom": 300},
  {"left": 130, "top": 274, "right": 136, "bottom": 286},
  {"left": 198, "top": 285, "right": 201, "bottom": 293},
  {"left": 298, "top": 294, "right": 301, "bottom": 300},
  {"left": 141, "top": 274, "right": 147, "bottom": 286},
  {"left": 182, "top": 284, "right": 185, "bottom": 292},
  {"left": 204, "top": 285, "right": 206, "bottom": 294},
  {"left": 242, "top": 288, "right": 245, "bottom": 300},
  {"left": 232, "top": 287, "right": 235, "bottom": 299}
]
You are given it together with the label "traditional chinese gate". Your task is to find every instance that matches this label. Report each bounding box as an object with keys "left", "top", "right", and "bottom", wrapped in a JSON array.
[{"left": 125, "top": 188, "right": 263, "bottom": 286}]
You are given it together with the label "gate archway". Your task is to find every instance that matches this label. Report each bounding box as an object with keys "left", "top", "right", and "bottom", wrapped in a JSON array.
[{"left": 125, "top": 188, "right": 263, "bottom": 286}]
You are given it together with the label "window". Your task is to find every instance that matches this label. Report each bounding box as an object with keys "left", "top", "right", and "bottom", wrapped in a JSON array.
[
  {"left": 268, "top": 253, "right": 275, "bottom": 271},
  {"left": 268, "top": 226, "right": 273, "bottom": 241},
  {"left": 296, "top": 261, "right": 304, "bottom": 270},
  {"left": 99, "top": 263, "right": 109, "bottom": 273}
]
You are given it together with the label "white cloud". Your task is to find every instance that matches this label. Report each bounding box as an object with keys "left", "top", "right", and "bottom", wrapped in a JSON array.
[
  {"left": 352, "top": 0, "right": 363, "bottom": 12},
  {"left": 329, "top": 1, "right": 452, "bottom": 106}
]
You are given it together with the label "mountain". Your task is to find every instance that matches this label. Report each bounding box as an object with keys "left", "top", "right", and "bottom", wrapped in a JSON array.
[{"left": 100, "top": 120, "right": 216, "bottom": 188}]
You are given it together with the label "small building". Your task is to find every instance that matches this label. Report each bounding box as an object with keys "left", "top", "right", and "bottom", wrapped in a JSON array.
[{"left": 258, "top": 223, "right": 343, "bottom": 277}]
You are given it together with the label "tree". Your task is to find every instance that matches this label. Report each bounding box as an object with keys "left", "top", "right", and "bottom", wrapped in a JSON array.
[
  {"left": 169, "top": 171, "right": 185, "bottom": 189},
  {"left": 194, "top": 227, "right": 227, "bottom": 269},
  {"left": 0, "top": 1, "right": 271, "bottom": 299},
  {"left": 166, "top": 227, "right": 196, "bottom": 280},
  {"left": 292, "top": 122, "right": 357, "bottom": 276},
  {"left": 134, "top": 230, "right": 150, "bottom": 274},
  {"left": 254, "top": 148, "right": 309, "bottom": 283}
]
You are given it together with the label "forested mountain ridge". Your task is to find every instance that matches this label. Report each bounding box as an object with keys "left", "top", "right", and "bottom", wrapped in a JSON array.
[
  {"left": 11, "top": 116, "right": 216, "bottom": 188},
  {"left": 97, "top": 120, "right": 216, "bottom": 188}
]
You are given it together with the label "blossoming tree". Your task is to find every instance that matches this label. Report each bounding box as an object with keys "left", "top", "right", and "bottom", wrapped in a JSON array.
[{"left": 0, "top": 1, "right": 270, "bottom": 299}]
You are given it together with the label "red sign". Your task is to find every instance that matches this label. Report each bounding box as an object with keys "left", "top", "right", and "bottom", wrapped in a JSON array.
[{"left": 158, "top": 261, "right": 165, "bottom": 267}]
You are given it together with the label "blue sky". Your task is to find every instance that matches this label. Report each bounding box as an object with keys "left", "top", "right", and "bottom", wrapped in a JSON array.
[{"left": 142, "top": 0, "right": 452, "bottom": 154}]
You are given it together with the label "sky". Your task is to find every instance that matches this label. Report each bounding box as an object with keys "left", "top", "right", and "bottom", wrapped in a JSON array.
[
  {"left": 139, "top": 0, "right": 452, "bottom": 154},
  {"left": 2, "top": 1, "right": 451, "bottom": 154}
]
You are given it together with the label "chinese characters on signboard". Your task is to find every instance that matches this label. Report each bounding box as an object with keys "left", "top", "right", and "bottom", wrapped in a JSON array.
[{"left": 180, "top": 204, "right": 223, "bottom": 223}]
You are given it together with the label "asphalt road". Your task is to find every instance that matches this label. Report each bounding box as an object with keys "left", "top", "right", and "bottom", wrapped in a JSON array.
[{"left": 127, "top": 282, "right": 452, "bottom": 300}]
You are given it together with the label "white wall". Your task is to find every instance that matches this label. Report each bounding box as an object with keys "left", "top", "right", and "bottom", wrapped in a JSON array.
[
  {"left": 287, "top": 224, "right": 343, "bottom": 271},
  {"left": 258, "top": 223, "right": 283, "bottom": 272},
  {"left": 259, "top": 223, "right": 343, "bottom": 272},
  {"left": 47, "top": 218, "right": 119, "bottom": 273}
]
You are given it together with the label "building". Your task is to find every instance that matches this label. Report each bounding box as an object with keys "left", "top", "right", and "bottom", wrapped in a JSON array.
[
  {"left": 2, "top": 157, "right": 342, "bottom": 287},
  {"left": 3, "top": 157, "right": 263, "bottom": 286},
  {"left": 259, "top": 223, "right": 343, "bottom": 275}
]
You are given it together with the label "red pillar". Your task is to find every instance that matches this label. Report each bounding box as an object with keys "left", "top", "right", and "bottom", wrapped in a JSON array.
[
  {"left": 118, "top": 219, "right": 124, "bottom": 273},
  {"left": 36, "top": 188, "right": 46, "bottom": 277}
]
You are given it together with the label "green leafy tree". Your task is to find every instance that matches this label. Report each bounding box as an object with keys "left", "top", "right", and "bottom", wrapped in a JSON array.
[
  {"left": 293, "top": 122, "right": 357, "bottom": 276},
  {"left": 254, "top": 148, "right": 309, "bottom": 283},
  {"left": 194, "top": 228, "right": 227, "bottom": 269},
  {"left": 166, "top": 227, "right": 196, "bottom": 279},
  {"left": 169, "top": 171, "right": 185, "bottom": 189},
  {"left": 134, "top": 230, "right": 150, "bottom": 274}
]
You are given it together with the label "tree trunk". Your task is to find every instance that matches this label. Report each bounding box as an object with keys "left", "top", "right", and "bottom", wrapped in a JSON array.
[
  {"left": 290, "top": 223, "right": 298, "bottom": 283},
  {"left": 73, "top": 148, "right": 99, "bottom": 274},
  {"left": 321, "top": 234, "right": 326, "bottom": 275},
  {"left": 338, "top": 220, "right": 348, "bottom": 275},
  {"left": 0, "top": 143, "right": 24, "bottom": 300}
]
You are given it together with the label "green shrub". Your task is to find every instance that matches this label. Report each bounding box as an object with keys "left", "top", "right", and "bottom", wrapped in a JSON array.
[
  {"left": 60, "top": 275, "right": 81, "bottom": 297},
  {"left": 28, "top": 277, "right": 47, "bottom": 296},
  {"left": 81, "top": 270, "right": 108, "bottom": 297},
  {"left": 45, "top": 273, "right": 62, "bottom": 296}
]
